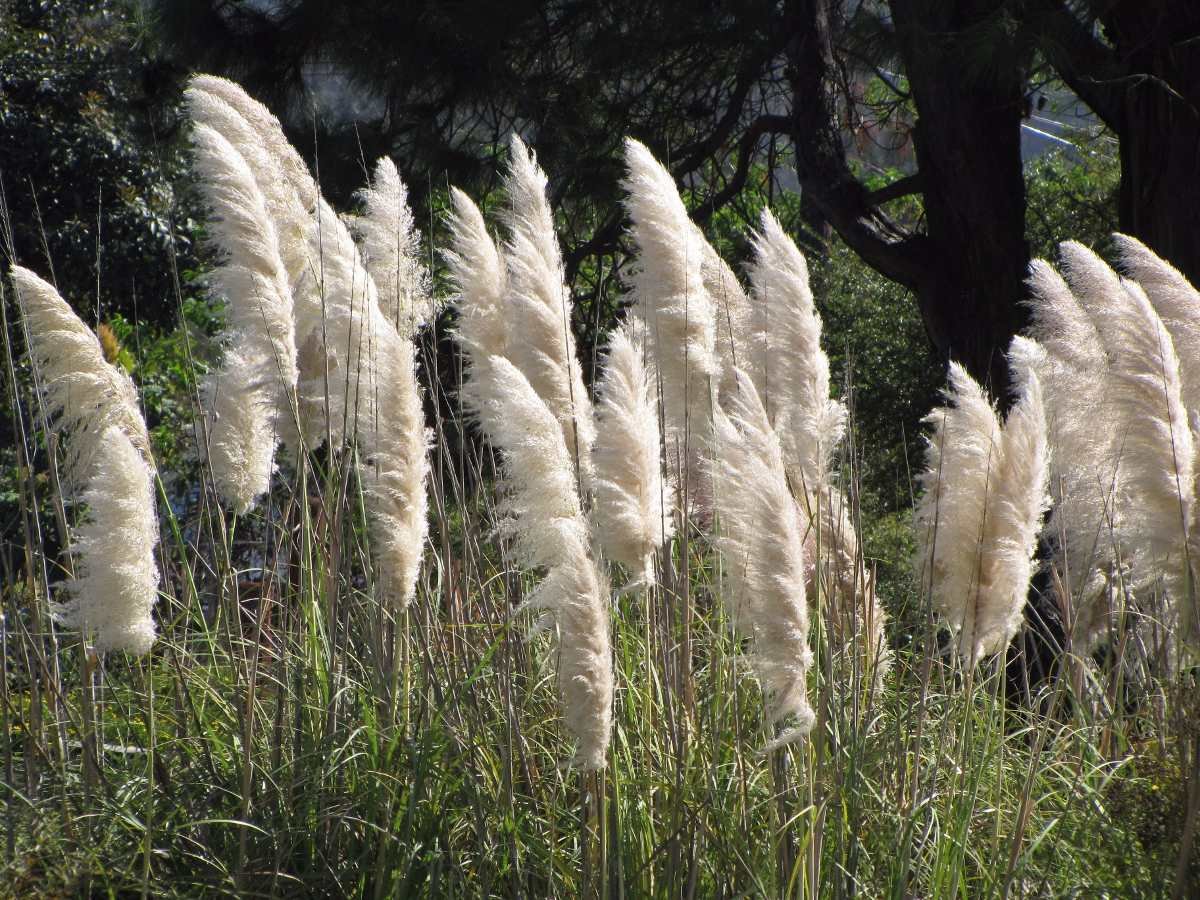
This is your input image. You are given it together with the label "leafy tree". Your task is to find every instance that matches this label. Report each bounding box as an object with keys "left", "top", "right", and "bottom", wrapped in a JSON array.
[
  {"left": 1022, "top": 1, "right": 1200, "bottom": 286},
  {"left": 0, "top": 0, "right": 196, "bottom": 326}
]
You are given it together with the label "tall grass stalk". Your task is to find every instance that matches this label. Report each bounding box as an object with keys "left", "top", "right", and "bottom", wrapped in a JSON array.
[{"left": 3, "top": 156, "right": 1198, "bottom": 900}]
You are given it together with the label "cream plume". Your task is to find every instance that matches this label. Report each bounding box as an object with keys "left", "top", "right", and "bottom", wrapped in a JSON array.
[
  {"left": 190, "top": 121, "right": 298, "bottom": 510},
  {"left": 1113, "top": 234, "right": 1200, "bottom": 411},
  {"left": 1024, "top": 259, "right": 1120, "bottom": 647},
  {"left": 187, "top": 74, "right": 317, "bottom": 212},
  {"left": 806, "top": 487, "right": 892, "bottom": 685},
  {"left": 501, "top": 135, "right": 596, "bottom": 481},
  {"left": 916, "top": 355, "right": 1051, "bottom": 667},
  {"left": 1062, "top": 242, "right": 1194, "bottom": 609},
  {"left": 445, "top": 187, "right": 509, "bottom": 418},
  {"left": 201, "top": 348, "right": 277, "bottom": 513},
  {"left": 471, "top": 354, "right": 612, "bottom": 770},
  {"left": 362, "top": 319, "right": 430, "bottom": 611},
  {"left": 184, "top": 82, "right": 312, "bottom": 287},
  {"left": 747, "top": 208, "right": 846, "bottom": 496},
  {"left": 744, "top": 211, "right": 879, "bottom": 674},
  {"left": 10, "top": 266, "right": 151, "bottom": 486},
  {"left": 973, "top": 339, "right": 1051, "bottom": 664},
  {"left": 54, "top": 426, "right": 159, "bottom": 655},
  {"left": 445, "top": 188, "right": 507, "bottom": 360},
  {"left": 352, "top": 156, "right": 436, "bottom": 337},
  {"left": 621, "top": 139, "right": 718, "bottom": 470},
  {"left": 711, "top": 368, "right": 815, "bottom": 748},
  {"left": 701, "top": 233, "right": 755, "bottom": 397},
  {"left": 1111, "top": 235, "right": 1200, "bottom": 647},
  {"left": 295, "top": 198, "right": 383, "bottom": 447},
  {"left": 592, "top": 319, "right": 675, "bottom": 586}
]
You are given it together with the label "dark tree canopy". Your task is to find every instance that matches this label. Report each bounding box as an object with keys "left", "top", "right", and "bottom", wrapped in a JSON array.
[
  {"left": 149, "top": 0, "right": 1200, "bottom": 397},
  {"left": 0, "top": 0, "right": 195, "bottom": 326}
]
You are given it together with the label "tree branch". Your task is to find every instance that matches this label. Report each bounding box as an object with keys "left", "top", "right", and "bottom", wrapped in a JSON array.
[
  {"left": 783, "top": 0, "right": 928, "bottom": 292},
  {"left": 864, "top": 171, "right": 924, "bottom": 207},
  {"left": 691, "top": 113, "right": 792, "bottom": 223},
  {"left": 1019, "top": 0, "right": 1127, "bottom": 129}
]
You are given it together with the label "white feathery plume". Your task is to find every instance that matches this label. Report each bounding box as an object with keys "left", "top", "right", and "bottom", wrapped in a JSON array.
[
  {"left": 807, "top": 486, "right": 892, "bottom": 684},
  {"left": 1111, "top": 234, "right": 1200, "bottom": 647},
  {"left": 184, "top": 82, "right": 313, "bottom": 287},
  {"left": 186, "top": 77, "right": 343, "bottom": 457},
  {"left": 10, "top": 266, "right": 151, "bottom": 486},
  {"left": 970, "top": 338, "right": 1051, "bottom": 664},
  {"left": 1061, "top": 241, "right": 1195, "bottom": 609},
  {"left": 744, "top": 211, "right": 881, "bottom": 675},
  {"left": 592, "top": 319, "right": 675, "bottom": 587},
  {"left": 189, "top": 121, "right": 298, "bottom": 509},
  {"left": 54, "top": 426, "right": 159, "bottom": 655},
  {"left": 362, "top": 319, "right": 430, "bottom": 611},
  {"left": 701, "top": 233, "right": 756, "bottom": 397},
  {"left": 352, "top": 156, "right": 436, "bottom": 337},
  {"left": 1024, "top": 260, "right": 1121, "bottom": 646},
  {"left": 1113, "top": 234, "right": 1200, "bottom": 411},
  {"left": 915, "top": 363, "right": 1003, "bottom": 664},
  {"left": 201, "top": 348, "right": 278, "bottom": 513},
  {"left": 501, "top": 135, "right": 596, "bottom": 482},
  {"left": 471, "top": 354, "right": 612, "bottom": 770},
  {"left": 445, "top": 187, "right": 509, "bottom": 413},
  {"left": 711, "top": 368, "right": 815, "bottom": 748},
  {"left": 187, "top": 74, "right": 317, "bottom": 212},
  {"left": 295, "top": 198, "right": 384, "bottom": 447},
  {"left": 916, "top": 341, "right": 1053, "bottom": 666},
  {"left": 747, "top": 208, "right": 846, "bottom": 496},
  {"left": 621, "top": 139, "right": 718, "bottom": 472}
]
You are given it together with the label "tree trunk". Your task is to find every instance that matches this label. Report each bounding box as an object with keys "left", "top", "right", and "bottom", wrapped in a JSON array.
[
  {"left": 786, "top": 0, "right": 1032, "bottom": 399},
  {"left": 893, "top": 0, "right": 1033, "bottom": 399},
  {"left": 1103, "top": 4, "right": 1200, "bottom": 284}
]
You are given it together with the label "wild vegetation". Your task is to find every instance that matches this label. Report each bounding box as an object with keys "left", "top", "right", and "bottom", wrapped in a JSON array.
[{"left": 2, "top": 69, "right": 1198, "bottom": 900}]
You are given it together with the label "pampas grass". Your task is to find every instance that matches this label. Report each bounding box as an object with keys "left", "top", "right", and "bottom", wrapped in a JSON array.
[
  {"left": 1114, "top": 233, "right": 1200, "bottom": 411},
  {"left": 469, "top": 354, "right": 612, "bottom": 770},
  {"left": 352, "top": 156, "right": 436, "bottom": 337},
  {"left": 447, "top": 179, "right": 610, "bottom": 767},
  {"left": 592, "top": 319, "right": 675, "bottom": 587},
  {"left": 621, "top": 139, "right": 718, "bottom": 475},
  {"left": 445, "top": 187, "right": 509, "bottom": 369},
  {"left": 501, "top": 136, "right": 596, "bottom": 482},
  {"left": 981, "top": 338, "right": 1051, "bottom": 662},
  {"left": 741, "top": 210, "right": 885, "bottom": 677},
  {"left": 10, "top": 265, "right": 151, "bottom": 486},
  {"left": 189, "top": 121, "right": 298, "bottom": 511},
  {"left": 746, "top": 208, "right": 846, "bottom": 497},
  {"left": 295, "top": 198, "right": 385, "bottom": 447},
  {"left": 184, "top": 81, "right": 313, "bottom": 288},
  {"left": 702, "top": 232, "right": 755, "bottom": 397},
  {"left": 362, "top": 319, "right": 430, "bottom": 611},
  {"left": 916, "top": 348, "right": 1049, "bottom": 666},
  {"left": 1111, "top": 234, "right": 1200, "bottom": 647},
  {"left": 1024, "top": 258, "right": 1121, "bottom": 648},
  {"left": 188, "top": 74, "right": 317, "bottom": 212},
  {"left": 712, "top": 368, "right": 815, "bottom": 748},
  {"left": 54, "top": 425, "right": 159, "bottom": 655},
  {"left": 1061, "top": 242, "right": 1194, "bottom": 614}
]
